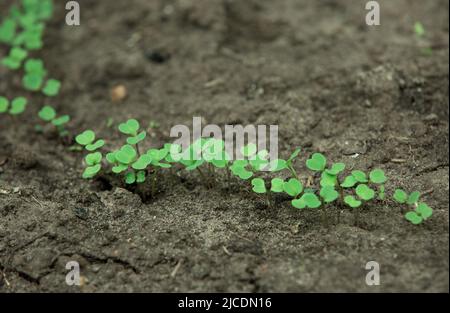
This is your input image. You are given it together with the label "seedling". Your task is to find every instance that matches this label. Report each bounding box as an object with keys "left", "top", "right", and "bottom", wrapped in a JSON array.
[
  {"left": 0, "top": 96, "right": 28, "bottom": 115},
  {"left": 393, "top": 188, "right": 433, "bottom": 224},
  {"left": 38, "top": 105, "right": 70, "bottom": 136},
  {"left": 414, "top": 22, "right": 425, "bottom": 38},
  {"left": 0, "top": 18, "right": 16, "bottom": 44},
  {"left": 75, "top": 130, "right": 105, "bottom": 179},
  {"left": 118, "top": 119, "right": 146, "bottom": 155},
  {"left": 1, "top": 47, "right": 28, "bottom": 70},
  {"left": 42, "top": 79, "right": 61, "bottom": 97}
]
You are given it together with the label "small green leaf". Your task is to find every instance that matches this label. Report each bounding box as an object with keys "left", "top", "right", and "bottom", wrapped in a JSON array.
[
  {"left": 416, "top": 203, "right": 433, "bottom": 219},
  {"left": 115, "top": 145, "right": 137, "bottom": 164},
  {"left": 24, "top": 59, "right": 46, "bottom": 75},
  {"left": 270, "top": 178, "right": 284, "bottom": 193},
  {"left": 0, "top": 97, "right": 9, "bottom": 113},
  {"left": 9, "top": 97, "right": 27, "bottom": 115},
  {"left": 127, "top": 131, "right": 146, "bottom": 145},
  {"left": 106, "top": 152, "right": 117, "bottom": 164},
  {"left": 283, "top": 178, "right": 303, "bottom": 197},
  {"left": 85, "top": 152, "right": 102, "bottom": 166},
  {"left": 299, "top": 193, "right": 321, "bottom": 209},
  {"left": 407, "top": 191, "right": 420, "bottom": 205},
  {"left": 414, "top": 22, "right": 425, "bottom": 37},
  {"left": 251, "top": 178, "right": 267, "bottom": 194},
  {"left": 369, "top": 169, "right": 387, "bottom": 184},
  {"left": 82, "top": 164, "right": 101, "bottom": 179},
  {"left": 306, "top": 153, "right": 327, "bottom": 171},
  {"left": 136, "top": 171, "right": 146, "bottom": 183},
  {"left": 23, "top": 73, "right": 44, "bottom": 91},
  {"left": 320, "top": 186, "right": 339, "bottom": 203},
  {"left": 405, "top": 211, "right": 422, "bottom": 225},
  {"left": 125, "top": 171, "right": 136, "bottom": 184},
  {"left": 118, "top": 119, "right": 140, "bottom": 135},
  {"left": 42, "top": 79, "right": 61, "bottom": 97},
  {"left": 355, "top": 184, "right": 375, "bottom": 201},
  {"left": 268, "top": 159, "right": 287, "bottom": 172},
  {"left": 132, "top": 155, "right": 153, "bottom": 170},
  {"left": 341, "top": 175, "right": 357, "bottom": 188},
  {"left": 320, "top": 172, "right": 337, "bottom": 187},
  {"left": 351, "top": 170, "right": 368, "bottom": 183},
  {"left": 287, "top": 148, "right": 301, "bottom": 162},
  {"left": 86, "top": 140, "right": 105, "bottom": 152},
  {"left": 378, "top": 185, "right": 386, "bottom": 200},
  {"left": 112, "top": 163, "right": 128, "bottom": 173},
  {"left": 326, "top": 163, "right": 345, "bottom": 175},
  {"left": 393, "top": 189, "right": 408, "bottom": 204},
  {"left": 76, "top": 130, "right": 96, "bottom": 146},
  {"left": 344, "top": 195, "right": 362, "bottom": 208},
  {"left": 38, "top": 105, "right": 56, "bottom": 121},
  {"left": 230, "top": 160, "right": 253, "bottom": 180},
  {"left": 52, "top": 115, "right": 70, "bottom": 126}
]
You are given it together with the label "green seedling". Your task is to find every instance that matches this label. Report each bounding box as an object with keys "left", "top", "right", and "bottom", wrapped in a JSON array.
[
  {"left": 394, "top": 188, "right": 433, "bottom": 224},
  {"left": 42, "top": 79, "right": 61, "bottom": 97},
  {"left": 118, "top": 119, "right": 146, "bottom": 155},
  {"left": 38, "top": 105, "right": 70, "bottom": 136},
  {"left": 1, "top": 47, "right": 28, "bottom": 70},
  {"left": 283, "top": 178, "right": 303, "bottom": 197},
  {"left": 292, "top": 192, "right": 321, "bottom": 209},
  {"left": 23, "top": 58, "right": 47, "bottom": 91},
  {"left": 230, "top": 160, "right": 253, "bottom": 180},
  {"left": 0, "top": 96, "right": 28, "bottom": 115},
  {"left": 0, "top": 18, "right": 16, "bottom": 44},
  {"left": 270, "top": 178, "right": 284, "bottom": 193},
  {"left": 405, "top": 203, "right": 433, "bottom": 225},
  {"left": 320, "top": 186, "right": 339, "bottom": 203},
  {"left": 251, "top": 178, "right": 266, "bottom": 194}
]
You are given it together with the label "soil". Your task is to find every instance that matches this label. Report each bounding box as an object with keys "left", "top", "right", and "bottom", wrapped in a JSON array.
[{"left": 0, "top": 0, "right": 449, "bottom": 292}]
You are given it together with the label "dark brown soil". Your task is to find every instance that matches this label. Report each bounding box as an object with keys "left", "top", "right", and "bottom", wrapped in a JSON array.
[{"left": 0, "top": 0, "right": 449, "bottom": 292}]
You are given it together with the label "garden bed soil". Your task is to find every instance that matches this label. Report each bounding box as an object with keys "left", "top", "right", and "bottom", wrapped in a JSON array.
[{"left": 0, "top": 0, "right": 449, "bottom": 292}]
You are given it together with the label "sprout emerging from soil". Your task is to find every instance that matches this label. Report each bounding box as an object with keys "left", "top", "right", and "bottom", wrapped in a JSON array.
[
  {"left": 1, "top": 47, "right": 28, "bottom": 70},
  {"left": 394, "top": 189, "right": 433, "bottom": 224},
  {"left": 38, "top": 105, "right": 70, "bottom": 136},
  {"left": 0, "top": 96, "right": 28, "bottom": 115}
]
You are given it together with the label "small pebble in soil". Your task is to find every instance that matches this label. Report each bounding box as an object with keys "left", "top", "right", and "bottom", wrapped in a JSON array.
[
  {"left": 111, "top": 85, "right": 127, "bottom": 102},
  {"left": 73, "top": 207, "right": 89, "bottom": 220}
]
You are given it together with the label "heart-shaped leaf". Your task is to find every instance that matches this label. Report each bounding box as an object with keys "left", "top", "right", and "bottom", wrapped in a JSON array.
[
  {"left": 9, "top": 97, "right": 27, "bottom": 115},
  {"left": 407, "top": 191, "right": 420, "bottom": 205},
  {"left": 106, "top": 151, "right": 117, "bottom": 164},
  {"left": 291, "top": 198, "right": 306, "bottom": 209},
  {"left": 405, "top": 211, "right": 422, "bottom": 225},
  {"left": 85, "top": 152, "right": 102, "bottom": 166},
  {"left": 351, "top": 170, "right": 368, "bottom": 183},
  {"left": 115, "top": 145, "right": 137, "bottom": 164},
  {"left": 356, "top": 184, "right": 375, "bottom": 201},
  {"left": 42, "top": 79, "right": 61, "bottom": 97},
  {"left": 118, "top": 119, "right": 140, "bottom": 135},
  {"left": 76, "top": 130, "right": 95, "bottom": 146},
  {"left": 23, "top": 73, "right": 44, "bottom": 91},
  {"left": 86, "top": 139, "right": 105, "bottom": 152},
  {"left": 271, "top": 178, "right": 284, "bottom": 193},
  {"left": 132, "top": 154, "right": 153, "bottom": 170},
  {"left": 393, "top": 189, "right": 407, "bottom": 204},
  {"left": 82, "top": 164, "right": 101, "bottom": 179},
  {"left": 326, "top": 163, "right": 345, "bottom": 175},
  {"left": 341, "top": 175, "right": 357, "bottom": 188},
  {"left": 320, "top": 172, "right": 337, "bottom": 187},
  {"left": 127, "top": 131, "right": 146, "bottom": 145},
  {"left": 251, "top": 178, "right": 267, "bottom": 194},
  {"left": 344, "top": 195, "right": 362, "bottom": 208},
  {"left": 38, "top": 105, "right": 56, "bottom": 122},
  {"left": 417, "top": 203, "right": 433, "bottom": 219},
  {"left": 283, "top": 178, "right": 303, "bottom": 197},
  {"left": 369, "top": 169, "right": 387, "bottom": 184},
  {"left": 306, "top": 153, "right": 326, "bottom": 171},
  {"left": 320, "top": 186, "right": 339, "bottom": 203},
  {"left": 299, "top": 193, "right": 321, "bottom": 208}
]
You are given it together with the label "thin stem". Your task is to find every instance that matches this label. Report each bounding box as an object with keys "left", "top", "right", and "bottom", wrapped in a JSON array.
[
  {"left": 288, "top": 165, "right": 299, "bottom": 180},
  {"left": 151, "top": 168, "right": 158, "bottom": 197},
  {"left": 196, "top": 167, "right": 211, "bottom": 188}
]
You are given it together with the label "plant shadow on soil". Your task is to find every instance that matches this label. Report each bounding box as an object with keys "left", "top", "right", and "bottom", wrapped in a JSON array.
[{"left": 0, "top": 0, "right": 449, "bottom": 292}]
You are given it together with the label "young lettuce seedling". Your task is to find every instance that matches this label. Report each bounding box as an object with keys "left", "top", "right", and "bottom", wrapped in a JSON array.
[
  {"left": 1, "top": 47, "right": 28, "bottom": 70},
  {"left": 0, "top": 96, "right": 28, "bottom": 116},
  {"left": 0, "top": 18, "right": 17, "bottom": 44},
  {"left": 394, "top": 189, "right": 433, "bottom": 224},
  {"left": 75, "top": 130, "right": 105, "bottom": 179},
  {"left": 38, "top": 105, "right": 70, "bottom": 136}
]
